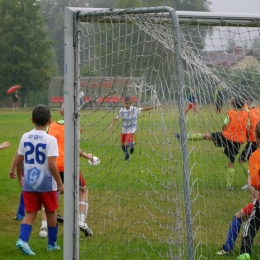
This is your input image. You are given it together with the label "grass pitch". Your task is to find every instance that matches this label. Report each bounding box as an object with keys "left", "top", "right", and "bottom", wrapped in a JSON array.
[{"left": 0, "top": 105, "right": 259, "bottom": 259}]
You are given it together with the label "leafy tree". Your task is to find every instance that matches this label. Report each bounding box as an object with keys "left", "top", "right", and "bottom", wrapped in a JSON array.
[
  {"left": 0, "top": 0, "right": 57, "bottom": 106},
  {"left": 88, "top": 0, "right": 211, "bottom": 83},
  {"left": 87, "top": 0, "right": 113, "bottom": 8},
  {"left": 38, "top": 0, "right": 211, "bottom": 78},
  {"left": 39, "top": 0, "right": 89, "bottom": 76},
  {"left": 231, "top": 66, "right": 260, "bottom": 96}
]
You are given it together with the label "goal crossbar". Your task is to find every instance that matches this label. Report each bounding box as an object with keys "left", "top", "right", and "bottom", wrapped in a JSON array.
[{"left": 77, "top": 7, "right": 260, "bottom": 27}]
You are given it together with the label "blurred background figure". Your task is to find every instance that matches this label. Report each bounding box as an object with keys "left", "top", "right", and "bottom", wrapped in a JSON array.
[
  {"left": 214, "top": 84, "right": 223, "bottom": 113},
  {"left": 12, "top": 90, "right": 19, "bottom": 110}
]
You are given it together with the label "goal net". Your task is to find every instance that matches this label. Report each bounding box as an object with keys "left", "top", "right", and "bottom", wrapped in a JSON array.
[{"left": 64, "top": 7, "right": 260, "bottom": 260}]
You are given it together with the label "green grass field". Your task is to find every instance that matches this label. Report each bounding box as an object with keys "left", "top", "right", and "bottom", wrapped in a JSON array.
[{"left": 0, "top": 106, "right": 259, "bottom": 259}]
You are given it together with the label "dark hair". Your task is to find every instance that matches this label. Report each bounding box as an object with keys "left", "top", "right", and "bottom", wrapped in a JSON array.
[
  {"left": 232, "top": 96, "right": 245, "bottom": 109},
  {"left": 242, "top": 94, "right": 253, "bottom": 105},
  {"left": 124, "top": 96, "right": 131, "bottom": 102},
  {"left": 32, "top": 104, "right": 51, "bottom": 126}
]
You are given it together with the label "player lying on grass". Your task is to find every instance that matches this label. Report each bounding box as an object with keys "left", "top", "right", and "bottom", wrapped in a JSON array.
[
  {"left": 16, "top": 104, "right": 64, "bottom": 255},
  {"left": 216, "top": 173, "right": 257, "bottom": 255},
  {"left": 216, "top": 202, "right": 253, "bottom": 256},
  {"left": 175, "top": 96, "right": 248, "bottom": 191},
  {"left": 236, "top": 121, "right": 260, "bottom": 260},
  {"left": 109, "top": 96, "right": 157, "bottom": 160}
]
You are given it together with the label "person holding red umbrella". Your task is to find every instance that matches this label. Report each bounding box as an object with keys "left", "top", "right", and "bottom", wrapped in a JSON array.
[
  {"left": 6, "top": 85, "right": 20, "bottom": 110},
  {"left": 12, "top": 90, "right": 19, "bottom": 110}
]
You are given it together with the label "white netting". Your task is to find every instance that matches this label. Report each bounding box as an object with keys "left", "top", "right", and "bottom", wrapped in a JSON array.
[{"left": 70, "top": 9, "right": 260, "bottom": 259}]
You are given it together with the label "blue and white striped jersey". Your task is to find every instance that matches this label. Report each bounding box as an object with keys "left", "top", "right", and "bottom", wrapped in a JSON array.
[{"left": 116, "top": 106, "right": 142, "bottom": 133}]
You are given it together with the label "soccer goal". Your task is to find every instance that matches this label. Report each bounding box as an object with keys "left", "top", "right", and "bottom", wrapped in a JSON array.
[{"left": 64, "top": 7, "right": 260, "bottom": 260}]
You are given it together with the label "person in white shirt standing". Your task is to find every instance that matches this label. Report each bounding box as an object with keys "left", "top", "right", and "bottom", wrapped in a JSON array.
[
  {"left": 109, "top": 96, "right": 156, "bottom": 160},
  {"left": 15, "top": 104, "right": 64, "bottom": 255},
  {"left": 80, "top": 90, "right": 84, "bottom": 106}
]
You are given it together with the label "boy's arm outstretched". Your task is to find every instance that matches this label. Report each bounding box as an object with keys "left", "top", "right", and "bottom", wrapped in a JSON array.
[
  {"left": 80, "top": 150, "right": 94, "bottom": 161},
  {"left": 141, "top": 106, "right": 157, "bottom": 112},
  {"left": 109, "top": 118, "right": 118, "bottom": 130}
]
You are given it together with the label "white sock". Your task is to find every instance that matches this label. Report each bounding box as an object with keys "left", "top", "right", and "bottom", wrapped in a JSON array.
[
  {"left": 42, "top": 220, "right": 47, "bottom": 229},
  {"left": 79, "top": 202, "right": 88, "bottom": 222}
]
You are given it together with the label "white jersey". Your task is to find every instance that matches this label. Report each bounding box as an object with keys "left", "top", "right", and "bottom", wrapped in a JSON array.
[
  {"left": 116, "top": 106, "right": 142, "bottom": 134},
  {"left": 18, "top": 129, "right": 59, "bottom": 192}
]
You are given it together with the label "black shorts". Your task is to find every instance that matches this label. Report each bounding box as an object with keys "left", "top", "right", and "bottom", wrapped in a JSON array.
[
  {"left": 216, "top": 101, "right": 223, "bottom": 110},
  {"left": 239, "top": 142, "right": 258, "bottom": 162},
  {"left": 211, "top": 132, "right": 241, "bottom": 163},
  {"left": 59, "top": 172, "right": 86, "bottom": 187}
]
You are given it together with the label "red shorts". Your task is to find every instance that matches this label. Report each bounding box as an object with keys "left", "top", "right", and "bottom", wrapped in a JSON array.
[
  {"left": 242, "top": 203, "right": 253, "bottom": 216},
  {"left": 188, "top": 103, "right": 196, "bottom": 109},
  {"left": 79, "top": 172, "right": 86, "bottom": 187},
  {"left": 121, "top": 133, "right": 135, "bottom": 144},
  {"left": 23, "top": 191, "right": 58, "bottom": 212}
]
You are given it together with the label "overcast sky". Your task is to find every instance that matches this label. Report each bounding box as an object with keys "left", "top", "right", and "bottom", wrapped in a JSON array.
[
  {"left": 210, "top": 0, "right": 260, "bottom": 14},
  {"left": 200, "top": 0, "right": 260, "bottom": 50}
]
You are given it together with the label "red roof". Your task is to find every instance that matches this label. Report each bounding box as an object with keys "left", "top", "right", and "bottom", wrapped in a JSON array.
[{"left": 200, "top": 47, "right": 260, "bottom": 68}]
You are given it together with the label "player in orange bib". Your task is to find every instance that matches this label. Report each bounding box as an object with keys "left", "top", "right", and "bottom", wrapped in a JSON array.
[
  {"left": 239, "top": 96, "right": 260, "bottom": 189},
  {"left": 175, "top": 96, "right": 248, "bottom": 191},
  {"left": 237, "top": 121, "right": 260, "bottom": 260},
  {"left": 41, "top": 104, "right": 94, "bottom": 237}
]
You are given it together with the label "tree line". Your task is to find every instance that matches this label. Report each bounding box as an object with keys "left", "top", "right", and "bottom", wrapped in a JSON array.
[{"left": 0, "top": 0, "right": 211, "bottom": 106}]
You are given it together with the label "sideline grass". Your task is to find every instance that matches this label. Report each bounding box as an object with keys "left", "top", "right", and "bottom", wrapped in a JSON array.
[{"left": 0, "top": 108, "right": 63, "bottom": 259}]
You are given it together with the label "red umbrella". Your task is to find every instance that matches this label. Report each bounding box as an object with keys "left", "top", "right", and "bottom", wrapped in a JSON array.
[{"left": 7, "top": 85, "right": 20, "bottom": 94}]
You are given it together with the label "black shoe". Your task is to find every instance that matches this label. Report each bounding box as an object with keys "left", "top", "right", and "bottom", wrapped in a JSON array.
[
  {"left": 129, "top": 145, "right": 134, "bottom": 154},
  {"left": 57, "top": 214, "right": 64, "bottom": 224},
  {"left": 174, "top": 133, "right": 180, "bottom": 140},
  {"left": 79, "top": 221, "right": 93, "bottom": 237},
  {"left": 125, "top": 152, "right": 130, "bottom": 160}
]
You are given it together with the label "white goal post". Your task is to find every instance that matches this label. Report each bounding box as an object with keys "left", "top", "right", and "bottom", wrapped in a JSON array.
[{"left": 64, "top": 7, "right": 260, "bottom": 260}]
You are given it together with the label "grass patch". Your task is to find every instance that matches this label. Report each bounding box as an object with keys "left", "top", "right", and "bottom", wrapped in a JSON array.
[{"left": 0, "top": 105, "right": 259, "bottom": 259}]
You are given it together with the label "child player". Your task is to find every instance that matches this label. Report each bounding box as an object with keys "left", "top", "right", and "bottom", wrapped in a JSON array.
[
  {"left": 109, "top": 96, "right": 157, "bottom": 160},
  {"left": 237, "top": 121, "right": 260, "bottom": 260},
  {"left": 175, "top": 96, "right": 248, "bottom": 190},
  {"left": 216, "top": 203, "right": 253, "bottom": 255},
  {"left": 216, "top": 172, "right": 257, "bottom": 255},
  {"left": 185, "top": 88, "right": 197, "bottom": 114},
  {"left": 41, "top": 103, "right": 93, "bottom": 237},
  {"left": 15, "top": 104, "right": 64, "bottom": 255},
  {"left": 239, "top": 95, "right": 260, "bottom": 189}
]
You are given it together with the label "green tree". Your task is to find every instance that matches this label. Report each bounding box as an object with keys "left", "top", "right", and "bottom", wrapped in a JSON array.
[
  {"left": 0, "top": 0, "right": 57, "bottom": 106},
  {"left": 39, "top": 0, "right": 88, "bottom": 76},
  {"left": 89, "top": 0, "right": 211, "bottom": 81},
  {"left": 38, "top": 0, "right": 211, "bottom": 77}
]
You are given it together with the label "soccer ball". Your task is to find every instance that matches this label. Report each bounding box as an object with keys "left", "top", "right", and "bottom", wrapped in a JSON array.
[{"left": 88, "top": 156, "right": 100, "bottom": 166}]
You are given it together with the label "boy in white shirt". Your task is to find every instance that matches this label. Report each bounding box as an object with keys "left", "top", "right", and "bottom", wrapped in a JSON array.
[
  {"left": 109, "top": 96, "right": 156, "bottom": 160},
  {"left": 16, "top": 104, "right": 64, "bottom": 255}
]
